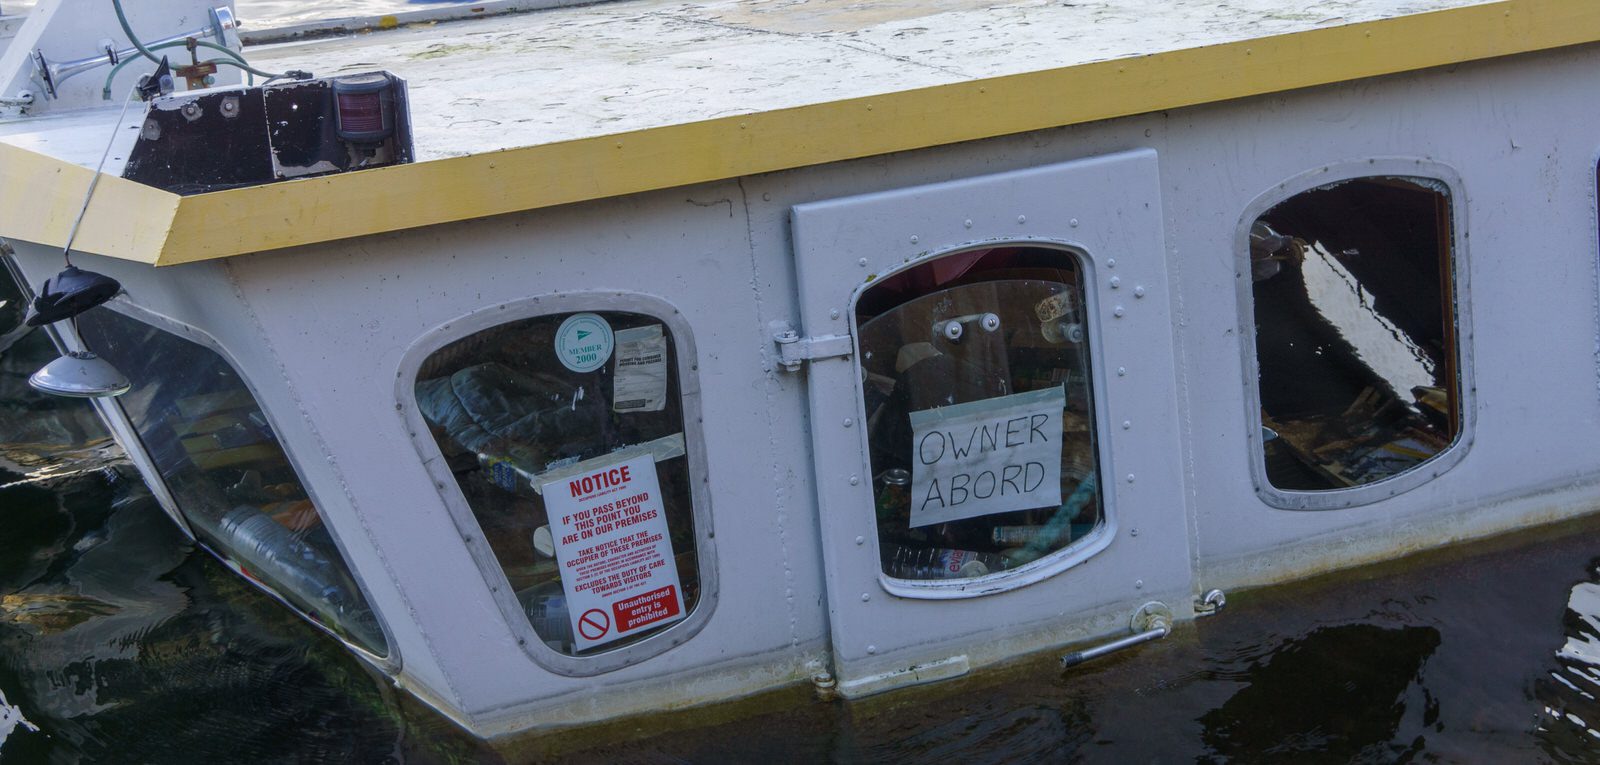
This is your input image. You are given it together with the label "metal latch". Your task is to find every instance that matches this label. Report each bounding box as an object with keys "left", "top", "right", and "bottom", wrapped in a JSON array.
[{"left": 772, "top": 322, "right": 853, "bottom": 372}]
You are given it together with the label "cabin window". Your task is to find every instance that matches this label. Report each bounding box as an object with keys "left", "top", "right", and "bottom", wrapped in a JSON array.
[
  {"left": 414, "top": 311, "right": 700, "bottom": 656},
  {"left": 857, "top": 246, "right": 1104, "bottom": 582},
  {"left": 74, "top": 308, "right": 388, "bottom": 655},
  {"left": 1249, "top": 176, "right": 1460, "bottom": 492}
]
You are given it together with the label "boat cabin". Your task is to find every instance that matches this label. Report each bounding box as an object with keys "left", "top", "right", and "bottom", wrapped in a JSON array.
[{"left": 1, "top": 0, "right": 1599, "bottom": 738}]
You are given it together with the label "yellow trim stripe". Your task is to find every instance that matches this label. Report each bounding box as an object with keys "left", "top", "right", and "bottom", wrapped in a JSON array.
[
  {"left": 0, "top": 143, "right": 177, "bottom": 265},
  {"left": 4, "top": 0, "right": 1599, "bottom": 266}
]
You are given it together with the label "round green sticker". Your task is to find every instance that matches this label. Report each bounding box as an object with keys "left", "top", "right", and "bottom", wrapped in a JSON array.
[{"left": 555, "top": 313, "right": 614, "bottom": 373}]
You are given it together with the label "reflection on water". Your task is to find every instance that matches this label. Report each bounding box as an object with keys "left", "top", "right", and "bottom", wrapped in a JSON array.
[
  {"left": 1198, "top": 624, "right": 1440, "bottom": 762},
  {"left": 0, "top": 468, "right": 494, "bottom": 763},
  {"left": 1539, "top": 569, "right": 1600, "bottom": 757}
]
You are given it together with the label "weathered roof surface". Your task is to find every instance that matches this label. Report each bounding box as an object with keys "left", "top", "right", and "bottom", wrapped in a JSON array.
[
  {"left": 1, "top": 0, "right": 1597, "bottom": 266},
  {"left": 247, "top": 0, "right": 1502, "bottom": 163}
]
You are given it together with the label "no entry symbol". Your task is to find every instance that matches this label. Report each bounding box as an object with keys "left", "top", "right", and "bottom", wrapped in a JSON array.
[{"left": 578, "top": 608, "right": 611, "bottom": 641}]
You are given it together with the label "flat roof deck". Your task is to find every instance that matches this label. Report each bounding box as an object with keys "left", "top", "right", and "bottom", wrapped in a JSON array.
[
  {"left": 241, "top": 0, "right": 1498, "bottom": 162},
  {"left": 1, "top": 0, "right": 1596, "bottom": 266}
]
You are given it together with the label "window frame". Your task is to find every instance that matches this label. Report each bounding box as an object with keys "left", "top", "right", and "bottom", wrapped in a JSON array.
[
  {"left": 67, "top": 297, "right": 400, "bottom": 667},
  {"left": 396, "top": 291, "right": 720, "bottom": 676},
  {"left": 1235, "top": 159, "right": 1477, "bottom": 511},
  {"left": 850, "top": 241, "right": 1119, "bottom": 600}
]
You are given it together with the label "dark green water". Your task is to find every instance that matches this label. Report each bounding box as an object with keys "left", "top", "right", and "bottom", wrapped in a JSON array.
[
  {"left": 4, "top": 267, "right": 1600, "bottom": 762},
  {"left": 14, "top": 453, "right": 1600, "bottom": 764}
]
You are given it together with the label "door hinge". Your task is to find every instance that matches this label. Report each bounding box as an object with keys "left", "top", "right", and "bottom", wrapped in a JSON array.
[{"left": 772, "top": 322, "right": 853, "bottom": 372}]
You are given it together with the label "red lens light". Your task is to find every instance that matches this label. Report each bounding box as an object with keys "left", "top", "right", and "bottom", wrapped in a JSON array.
[{"left": 336, "top": 91, "right": 385, "bottom": 136}]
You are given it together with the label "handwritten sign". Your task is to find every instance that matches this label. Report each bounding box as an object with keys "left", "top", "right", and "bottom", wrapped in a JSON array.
[
  {"left": 908, "top": 386, "right": 1064, "bottom": 527},
  {"left": 544, "top": 453, "right": 685, "bottom": 650}
]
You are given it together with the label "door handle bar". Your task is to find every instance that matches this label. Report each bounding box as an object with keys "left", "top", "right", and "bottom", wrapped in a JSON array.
[{"left": 1060, "top": 601, "right": 1173, "bottom": 668}]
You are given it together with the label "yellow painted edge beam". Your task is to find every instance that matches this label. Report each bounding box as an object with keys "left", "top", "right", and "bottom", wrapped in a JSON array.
[
  {"left": 36, "top": 0, "right": 1600, "bottom": 265},
  {"left": 0, "top": 142, "right": 177, "bottom": 265}
]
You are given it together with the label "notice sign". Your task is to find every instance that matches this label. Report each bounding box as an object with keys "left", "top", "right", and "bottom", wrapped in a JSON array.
[
  {"left": 908, "top": 386, "right": 1064, "bottom": 528},
  {"left": 543, "top": 454, "right": 685, "bottom": 650}
]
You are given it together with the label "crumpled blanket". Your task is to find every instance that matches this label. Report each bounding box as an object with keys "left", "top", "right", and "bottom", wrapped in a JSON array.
[{"left": 417, "top": 362, "right": 606, "bottom": 472}]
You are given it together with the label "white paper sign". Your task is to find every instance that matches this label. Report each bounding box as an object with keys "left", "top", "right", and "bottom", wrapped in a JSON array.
[
  {"left": 612, "top": 324, "right": 668, "bottom": 413},
  {"left": 908, "top": 386, "right": 1064, "bottom": 528},
  {"left": 543, "top": 453, "right": 686, "bottom": 650}
]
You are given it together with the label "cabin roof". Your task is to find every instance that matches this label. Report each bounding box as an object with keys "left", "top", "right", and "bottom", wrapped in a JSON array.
[{"left": 0, "top": 0, "right": 1596, "bottom": 266}]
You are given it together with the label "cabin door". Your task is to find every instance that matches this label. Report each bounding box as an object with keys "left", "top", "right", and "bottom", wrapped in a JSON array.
[{"left": 789, "top": 149, "right": 1195, "bottom": 695}]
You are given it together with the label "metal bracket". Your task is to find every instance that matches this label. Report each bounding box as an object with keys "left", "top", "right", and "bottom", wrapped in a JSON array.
[
  {"left": 1194, "top": 588, "right": 1227, "bottom": 617},
  {"left": 772, "top": 322, "right": 853, "bottom": 372}
]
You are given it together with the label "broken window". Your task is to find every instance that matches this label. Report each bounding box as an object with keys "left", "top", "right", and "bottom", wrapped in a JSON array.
[
  {"left": 414, "top": 311, "right": 701, "bottom": 655},
  {"left": 857, "top": 246, "right": 1104, "bottom": 582},
  {"left": 1250, "top": 176, "right": 1460, "bottom": 492}
]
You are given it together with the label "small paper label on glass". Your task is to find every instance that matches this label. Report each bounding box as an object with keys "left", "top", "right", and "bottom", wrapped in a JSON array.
[{"left": 612, "top": 324, "right": 668, "bottom": 413}]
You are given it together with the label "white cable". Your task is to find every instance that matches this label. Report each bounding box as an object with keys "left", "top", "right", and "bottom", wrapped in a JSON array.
[{"left": 61, "top": 85, "right": 141, "bottom": 265}]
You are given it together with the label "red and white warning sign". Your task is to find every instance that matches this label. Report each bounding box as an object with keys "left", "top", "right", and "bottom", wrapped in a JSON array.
[{"left": 543, "top": 453, "right": 686, "bottom": 650}]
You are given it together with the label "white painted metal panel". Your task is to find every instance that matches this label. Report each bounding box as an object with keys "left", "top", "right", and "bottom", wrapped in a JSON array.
[
  {"left": 1159, "top": 46, "right": 1600, "bottom": 591},
  {"left": 791, "top": 149, "right": 1194, "bottom": 693},
  {"left": 218, "top": 183, "right": 829, "bottom": 733}
]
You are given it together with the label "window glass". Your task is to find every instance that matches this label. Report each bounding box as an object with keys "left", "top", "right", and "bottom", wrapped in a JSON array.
[
  {"left": 1250, "top": 176, "right": 1459, "bottom": 491},
  {"left": 858, "top": 246, "right": 1103, "bottom": 582},
  {"left": 74, "top": 308, "right": 387, "bottom": 654},
  {"left": 415, "top": 312, "right": 699, "bottom": 655}
]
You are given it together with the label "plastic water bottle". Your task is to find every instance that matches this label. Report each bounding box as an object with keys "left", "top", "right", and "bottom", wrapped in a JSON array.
[
  {"left": 524, "top": 581, "right": 573, "bottom": 651},
  {"left": 882, "top": 545, "right": 1009, "bottom": 580},
  {"left": 991, "top": 525, "right": 1063, "bottom": 546},
  {"left": 218, "top": 505, "right": 349, "bottom": 611}
]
